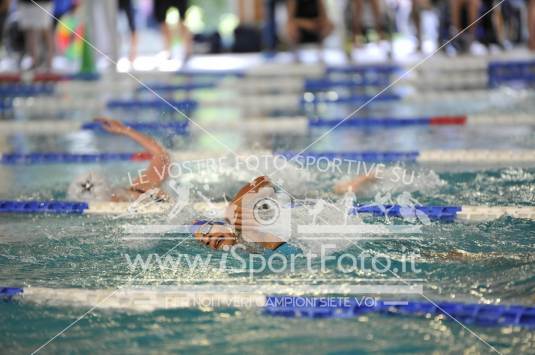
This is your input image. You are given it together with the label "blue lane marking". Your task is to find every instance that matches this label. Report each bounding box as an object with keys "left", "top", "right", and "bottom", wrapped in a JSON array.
[
  {"left": 174, "top": 69, "right": 244, "bottom": 78},
  {"left": 0, "top": 84, "right": 55, "bottom": 97},
  {"left": 304, "top": 79, "right": 392, "bottom": 90},
  {"left": 326, "top": 64, "right": 401, "bottom": 74},
  {"left": 0, "top": 151, "right": 422, "bottom": 165},
  {"left": 0, "top": 201, "right": 88, "bottom": 214},
  {"left": 488, "top": 59, "right": 535, "bottom": 69},
  {"left": 0, "top": 200, "right": 462, "bottom": 221},
  {"left": 66, "top": 73, "right": 100, "bottom": 81},
  {"left": 302, "top": 94, "right": 402, "bottom": 106},
  {"left": 0, "top": 152, "right": 142, "bottom": 164},
  {"left": 0, "top": 98, "right": 14, "bottom": 111},
  {"left": 488, "top": 60, "right": 535, "bottom": 88},
  {"left": 0, "top": 287, "right": 23, "bottom": 300},
  {"left": 106, "top": 99, "right": 198, "bottom": 111},
  {"left": 136, "top": 82, "right": 216, "bottom": 92},
  {"left": 309, "top": 117, "right": 431, "bottom": 127},
  {"left": 82, "top": 120, "right": 189, "bottom": 133},
  {"left": 264, "top": 296, "right": 535, "bottom": 328},
  {"left": 352, "top": 204, "right": 461, "bottom": 222}
]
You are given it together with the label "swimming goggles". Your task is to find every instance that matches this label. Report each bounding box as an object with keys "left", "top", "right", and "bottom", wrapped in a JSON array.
[{"left": 190, "top": 220, "right": 226, "bottom": 236}]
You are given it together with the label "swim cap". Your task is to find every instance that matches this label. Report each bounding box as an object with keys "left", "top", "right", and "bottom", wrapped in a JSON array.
[{"left": 67, "top": 171, "right": 112, "bottom": 201}]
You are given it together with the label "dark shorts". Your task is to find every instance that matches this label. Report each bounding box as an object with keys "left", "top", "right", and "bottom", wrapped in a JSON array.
[
  {"left": 153, "top": 0, "right": 189, "bottom": 23},
  {"left": 118, "top": 0, "right": 136, "bottom": 33},
  {"left": 299, "top": 28, "right": 321, "bottom": 44}
]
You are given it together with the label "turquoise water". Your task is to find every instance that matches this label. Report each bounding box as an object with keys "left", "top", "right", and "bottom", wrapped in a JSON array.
[
  {"left": 1, "top": 78, "right": 535, "bottom": 354},
  {"left": 1, "top": 165, "right": 534, "bottom": 354}
]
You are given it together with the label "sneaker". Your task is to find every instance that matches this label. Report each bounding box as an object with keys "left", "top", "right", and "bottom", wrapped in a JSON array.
[
  {"left": 469, "top": 41, "right": 488, "bottom": 56},
  {"left": 445, "top": 44, "right": 458, "bottom": 57}
]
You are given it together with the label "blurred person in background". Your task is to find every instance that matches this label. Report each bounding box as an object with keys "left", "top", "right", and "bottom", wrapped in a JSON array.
[
  {"left": 489, "top": 0, "right": 510, "bottom": 50},
  {"left": 153, "top": 0, "right": 192, "bottom": 61},
  {"left": 264, "top": 0, "right": 280, "bottom": 52},
  {"left": 18, "top": 0, "right": 54, "bottom": 70},
  {"left": 84, "top": 0, "right": 119, "bottom": 69},
  {"left": 0, "top": 0, "right": 10, "bottom": 50},
  {"left": 472, "top": 0, "right": 511, "bottom": 52},
  {"left": 411, "top": 0, "right": 432, "bottom": 52},
  {"left": 286, "top": 0, "right": 333, "bottom": 59},
  {"left": 449, "top": 0, "right": 486, "bottom": 54},
  {"left": 52, "top": 0, "right": 79, "bottom": 30},
  {"left": 349, "top": 0, "right": 387, "bottom": 48},
  {"left": 118, "top": 0, "right": 137, "bottom": 61}
]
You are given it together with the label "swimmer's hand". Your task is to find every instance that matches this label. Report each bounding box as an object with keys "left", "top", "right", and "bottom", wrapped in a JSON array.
[
  {"left": 224, "top": 176, "right": 285, "bottom": 250},
  {"left": 95, "top": 116, "right": 170, "bottom": 195},
  {"left": 95, "top": 117, "right": 131, "bottom": 135},
  {"left": 333, "top": 174, "right": 377, "bottom": 195},
  {"left": 193, "top": 224, "right": 237, "bottom": 250},
  {"left": 226, "top": 176, "right": 274, "bottom": 230}
]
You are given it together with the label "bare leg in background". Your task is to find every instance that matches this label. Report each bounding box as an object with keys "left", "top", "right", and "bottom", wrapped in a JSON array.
[
  {"left": 412, "top": 0, "right": 431, "bottom": 51},
  {"left": 178, "top": 19, "right": 192, "bottom": 60},
  {"left": 450, "top": 0, "right": 481, "bottom": 42},
  {"left": 43, "top": 28, "right": 54, "bottom": 70}
]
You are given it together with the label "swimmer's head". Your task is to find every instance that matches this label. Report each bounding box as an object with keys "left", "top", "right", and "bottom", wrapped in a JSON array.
[
  {"left": 191, "top": 218, "right": 282, "bottom": 253},
  {"left": 67, "top": 171, "right": 112, "bottom": 201},
  {"left": 191, "top": 220, "right": 237, "bottom": 250}
]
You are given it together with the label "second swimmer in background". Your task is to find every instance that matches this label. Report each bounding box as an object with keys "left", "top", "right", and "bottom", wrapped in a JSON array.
[{"left": 67, "top": 118, "right": 170, "bottom": 202}]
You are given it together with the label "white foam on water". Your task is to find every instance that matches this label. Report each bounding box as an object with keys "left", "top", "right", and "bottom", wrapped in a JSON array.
[{"left": 362, "top": 166, "right": 446, "bottom": 197}]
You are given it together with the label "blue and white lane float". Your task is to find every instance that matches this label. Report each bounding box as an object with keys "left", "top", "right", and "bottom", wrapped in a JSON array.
[
  {"left": 0, "top": 287, "right": 533, "bottom": 328},
  {"left": 3, "top": 59, "right": 531, "bottom": 96},
  {"left": 52, "top": 72, "right": 485, "bottom": 94},
  {"left": 130, "top": 59, "right": 532, "bottom": 91},
  {"left": 1, "top": 113, "right": 534, "bottom": 136},
  {"left": 106, "top": 99, "right": 198, "bottom": 111},
  {"left": 0, "top": 58, "right": 528, "bottom": 82},
  {"left": 0, "top": 58, "right": 530, "bottom": 93},
  {"left": 7, "top": 70, "right": 486, "bottom": 95},
  {"left": 0, "top": 200, "right": 534, "bottom": 222},
  {"left": 2, "top": 149, "right": 535, "bottom": 165},
  {"left": 7, "top": 88, "right": 511, "bottom": 114}
]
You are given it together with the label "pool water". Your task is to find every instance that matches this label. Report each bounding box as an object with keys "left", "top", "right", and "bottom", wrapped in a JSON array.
[
  {"left": 1, "top": 70, "right": 535, "bottom": 354},
  {"left": 1, "top": 169, "right": 535, "bottom": 353}
]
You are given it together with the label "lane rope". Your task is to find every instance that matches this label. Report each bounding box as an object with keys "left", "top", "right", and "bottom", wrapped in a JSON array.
[
  {"left": 1, "top": 287, "right": 533, "bottom": 328},
  {"left": 1, "top": 200, "right": 534, "bottom": 222},
  {"left": 2, "top": 150, "right": 535, "bottom": 164}
]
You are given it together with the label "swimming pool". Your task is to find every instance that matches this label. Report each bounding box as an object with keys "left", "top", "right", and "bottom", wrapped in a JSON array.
[{"left": 1, "top": 59, "right": 535, "bottom": 354}]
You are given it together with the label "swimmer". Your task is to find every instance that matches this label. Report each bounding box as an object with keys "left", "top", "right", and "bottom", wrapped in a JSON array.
[
  {"left": 67, "top": 118, "right": 170, "bottom": 202},
  {"left": 193, "top": 174, "right": 377, "bottom": 252}
]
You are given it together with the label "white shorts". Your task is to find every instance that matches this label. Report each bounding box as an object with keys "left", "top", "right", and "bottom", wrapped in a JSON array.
[{"left": 18, "top": 3, "right": 54, "bottom": 30}]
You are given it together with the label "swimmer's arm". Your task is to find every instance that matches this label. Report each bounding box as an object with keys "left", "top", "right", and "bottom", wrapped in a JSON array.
[
  {"left": 333, "top": 174, "right": 377, "bottom": 195},
  {"left": 95, "top": 118, "right": 170, "bottom": 190},
  {"left": 122, "top": 128, "right": 170, "bottom": 191}
]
